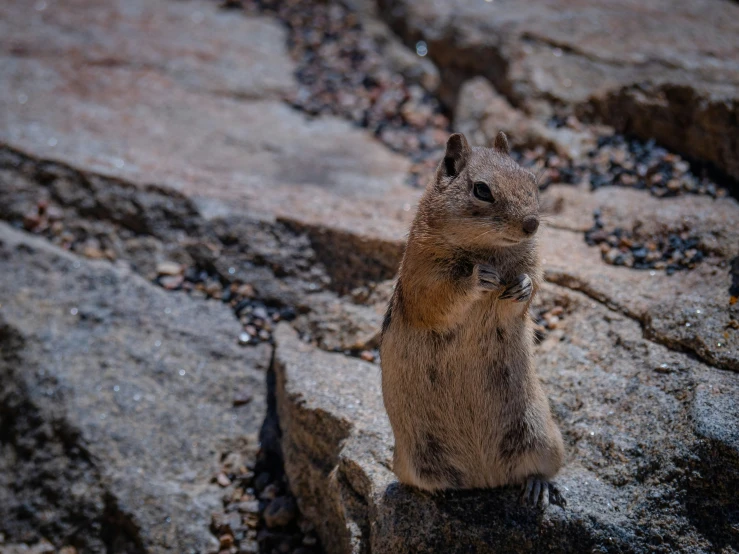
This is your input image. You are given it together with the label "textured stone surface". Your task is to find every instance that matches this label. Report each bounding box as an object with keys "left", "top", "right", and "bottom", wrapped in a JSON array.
[
  {"left": 0, "top": 223, "right": 270, "bottom": 552},
  {"left": 380, "top": 0, "right": 739, "bottom": 179},
  {"left": 275, "top": 286, "right": 739, "bottom": 553},
  {"left": 542, "top": 185, "right": 739, "bottom": 372},
  {"left": 0, "top": 0, "right": 418, "bottom": 272},
  {"left": 0, "top": 0, "right": 295, "bottom": 100},
  {"left": 455, "top": 77, "right": 597, "bottom": 160},
  {"left": 1, "top": 0, "right": 738, "bottom": 552}
]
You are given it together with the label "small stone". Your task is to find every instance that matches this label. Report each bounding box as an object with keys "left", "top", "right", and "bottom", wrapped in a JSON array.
[
  {"left": 238, "top": 542, "right": 259, "bottom": 554},
  {"left": 59, "top": 548, "right": 78, "bottom": 554},
  {"left": 279, "top": 307, "right": 297, "bottom": 321},
  {"left": 604, "top": 248, "right": 620, "bottom": 264},
  {"left": 32, "top": 540, "right": 56, "bottom": 554},
  {"left": 253, "top": 306, "right": 268, "bottom": 320},
  {"left": 238, "top": 499, "right": 260, "bottom": 514},
  {"left": 237, "top": 283, "right": 255, "bottom": 298},
  {"left": 259, "top": 483, "right": 279, "bottom": 500},
  {"left": 655, "top": 363, "right": 673, "bottom": 374},
  {"left": 263, "top": 496, "right": 297, "bottom": 528},
  {"left": 231, "top": 487, "right": 244, "bottom": 502},
  {"left": 160, "top": 275, "right": 184, "bottom": 290},
  {"left": 258, "top": 329, "right": 270, "bottom": 341},
  {"left": 82, "top": 245, "right": 106, "bottom": 259},
  {"left": 46, "top": 205, "right": 63, "bottom": 221},
  {"left": 360, "top": 350, "right": 375, "bottom": 362},
  {"left": 206, "top": 281, "right": 223, "bottom": 297},
  {"left": 548, "top": 306, "right": 564, "bottom": 317},
  {"left": 243, "top": 512, "right": 259, "bottom": 529},
  {"left": 23, "top": 212, "right": 42, "bottom": 230},
  {"left": 667, "top": 179, "right": 681, "bottom": 191},
  {"left": 156, "top": 261, "right": 182, "bottom": 276},
  {"left": 217, "top": 473, "right": 231, "bottom": 487},
  {"left": 219, "top": 534, "right": 235, "bottom": 548},
  {"left": 233, "top": 390, "right": 253, "bottom": 406}
]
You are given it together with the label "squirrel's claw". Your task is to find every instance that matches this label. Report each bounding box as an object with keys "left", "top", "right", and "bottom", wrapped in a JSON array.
[
  {"left": 500, "top": 274, "right": 532, "bottom": 302},
  {"left": 477, "top": 264, "right": 503, "bottom": 291},
  {"left": 520, "top": 476, "right": 566, "bottom": 509}
]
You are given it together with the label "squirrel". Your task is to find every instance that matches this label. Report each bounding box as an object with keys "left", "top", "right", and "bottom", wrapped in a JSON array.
[{"left": 380, "top": 131, "right": 565, "bottom": 507}]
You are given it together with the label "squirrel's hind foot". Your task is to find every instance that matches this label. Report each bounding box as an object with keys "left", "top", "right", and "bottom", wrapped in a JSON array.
[{"left": 520, "top": 476, "right": 566, "bottom": 509}]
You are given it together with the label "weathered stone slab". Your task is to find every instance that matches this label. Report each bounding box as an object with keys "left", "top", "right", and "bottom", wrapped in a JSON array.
[
  {"left": 0, "top": 0, "right": 418, "bottom": 279},
  {"left": 0, "top": 223, "right": 270, "bottom": 552},
  {"left": 274, "top": 283, "right": 739, "bottom": 553},
  {"left": 0, "top": 0, "right": 295, "bottom": 100},
  {"left": 380, "top": 0, "right": 739, "bottom": 180},
  {"left": 540, "top": 186, "right": 739, "bottom": 372},
  {"left": 455, "top": 77, "right": 597, "bottom": 160}
]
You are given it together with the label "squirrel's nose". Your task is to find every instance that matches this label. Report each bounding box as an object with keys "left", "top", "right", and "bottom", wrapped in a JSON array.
[{"left": 522, "top": 215, "right": 539, "bottom": 235}]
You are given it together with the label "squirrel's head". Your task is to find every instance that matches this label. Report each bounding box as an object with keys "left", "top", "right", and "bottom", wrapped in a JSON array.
[{"left": 425, "top": 132, "right": 540, "bottom": 249}]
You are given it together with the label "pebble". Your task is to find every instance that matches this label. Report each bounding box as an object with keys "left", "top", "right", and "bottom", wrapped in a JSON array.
[
  {"left": 263, "top": 496, "right": 298, "bottom": 528},
  {"left": 219, "top": 533, "right": 235, "bottom": 548},
  {"left": 259, "top": 483, "right": 279, "bottom": 501},
  {"left": 156, "top": 261, "right": 182, "bottom": 276},
  {"left": 159, "top": 275, "right": 184, "bottom": 290},
  {"left": 238, "top": 543, "right": 259, "bottom": 554},
  {"left": 238, "top": 500, "right": 260, "bottom": 514},
  {"left": 253, "top": 472, "right": 271, "bottom": 493},
  {"left": 217, "top": 473, "right": 232, "bottom": 487},
  {"left": 233, "top": 390, "right": 253, "bottom": 406}
]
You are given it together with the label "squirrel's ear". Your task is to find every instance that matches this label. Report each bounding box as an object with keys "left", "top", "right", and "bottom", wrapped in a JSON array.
[
  {"left": 493, "top": 131, "right": 510, "bottom": 154},
  {"left": 442, "top": 133, "right": 471, "bottom": 178}
]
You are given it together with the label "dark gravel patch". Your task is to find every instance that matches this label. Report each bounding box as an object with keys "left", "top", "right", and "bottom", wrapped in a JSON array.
[
  {"left": 510, "top": 146, "right": 583, "bottom": 190},
  {"left": 585, "top": 134, "right": 729, "bottom": 198},
  {"left": 154, "top": 263, "right": 298, "bottom": 347},
  {"left": 209, "top": 443, "right": 321, "bottom": 554},
  {"left": 730, "top": 256, "right": 739, "bottom": 304},
  {"left": 585, "top": 209, "right": 705, "bottom": 275}
]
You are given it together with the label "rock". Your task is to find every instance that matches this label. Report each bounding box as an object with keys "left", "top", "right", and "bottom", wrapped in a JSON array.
[
  {"left": 0, "top": 0, "right": 418, "bottom": 293},
  {"left": 540, "top": 187, "right": 739, "bottom": 372},
  {"left": 156, "top": 261, "right": 182, "bottom": 276},
  {"left": 455, "top": 77, "right": 596, "bottom": 160},
  {"left": 362, "top": 19, "right": 440, "bottom": 92},
  {"left": 0, "top": 2, "right": 417, "bottom": 284},
  {"left": 0, "top": 223, "right": 270, "bottom": 553},
  {"left": 274, "top": 290, "right": 739, "bottom": 552},
  {"left": 238, "top": 500, "right": 260, "bottom": 514},
  {"left": 294, "top": 291, "right": 386, "bottom": 352},
  {"left": 263, "top": 497, "right": 298, "bottom": 529},
  {"left": 379, "top": 0, "right": 739, "bottom": 180},
  {"left": 0, "top": 0, "right": 295, "bottom": 100},
  {"left": 233, "top": 390, "right": 253, "bottom": 407}
]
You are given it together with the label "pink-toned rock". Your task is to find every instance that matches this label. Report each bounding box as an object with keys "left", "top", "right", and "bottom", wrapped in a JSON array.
[{"left": 380, "top": 0, "right": 739, "bottom": 180}]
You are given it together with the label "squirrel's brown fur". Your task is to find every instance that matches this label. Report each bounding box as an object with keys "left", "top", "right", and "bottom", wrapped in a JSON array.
[{"left": 380, "top": 132, "right": 564, "bottom": 504}]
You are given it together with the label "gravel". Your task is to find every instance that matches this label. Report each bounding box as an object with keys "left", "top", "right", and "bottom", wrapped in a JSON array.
[
  {"left": 585, "top": 209, "right": 705, "bottom": 274},
  {"left": 153, "top": 264, "right": 298, "bottom": 346},
  {"left": 584, "top": 133, "right": 729, "bottom": 198}
]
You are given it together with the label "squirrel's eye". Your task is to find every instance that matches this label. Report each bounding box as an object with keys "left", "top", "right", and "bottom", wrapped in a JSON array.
[{"left": 473, "top": 182, "right": 494, "bottom": 203}]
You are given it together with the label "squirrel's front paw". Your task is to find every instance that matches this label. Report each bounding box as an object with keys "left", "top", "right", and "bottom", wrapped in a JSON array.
[
  {"left": 476, "top": 264, "right": 503, "bottom": 291},
  {"left": 500, "top": 274, "right": 532, "bottom": 302}
]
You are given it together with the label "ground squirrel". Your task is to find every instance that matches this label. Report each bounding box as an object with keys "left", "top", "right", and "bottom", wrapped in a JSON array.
[{"left": 380, "top": 132, "right": 565, "bottom": 507}]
